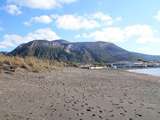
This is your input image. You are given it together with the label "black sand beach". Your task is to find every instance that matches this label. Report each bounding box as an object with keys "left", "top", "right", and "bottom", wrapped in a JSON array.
[{"left": 0, "top": 68, "right": 160, "bottom": 120}]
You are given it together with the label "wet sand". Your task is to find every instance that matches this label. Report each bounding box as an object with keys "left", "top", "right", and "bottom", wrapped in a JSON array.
[{"left": 0, "top": 68, "right": 160, "bottom": 120}]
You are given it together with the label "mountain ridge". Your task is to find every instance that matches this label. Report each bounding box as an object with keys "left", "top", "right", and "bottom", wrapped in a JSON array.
[{"left": 8, "top": 39, "right": 160, "bottom": 63}]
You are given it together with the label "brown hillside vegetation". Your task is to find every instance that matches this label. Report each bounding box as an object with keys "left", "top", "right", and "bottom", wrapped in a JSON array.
[{"left": 0, "top": 55, "right": 65, "bottom": 73}]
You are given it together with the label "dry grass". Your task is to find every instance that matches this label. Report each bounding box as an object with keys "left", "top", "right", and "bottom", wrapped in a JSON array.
[{"left": 0, "top": 55, "right": 65, "bottom": 73}]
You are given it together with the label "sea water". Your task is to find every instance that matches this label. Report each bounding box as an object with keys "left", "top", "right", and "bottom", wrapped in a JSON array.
[{"left": 128, "top": 68, "right": 160, "bottom": 77}]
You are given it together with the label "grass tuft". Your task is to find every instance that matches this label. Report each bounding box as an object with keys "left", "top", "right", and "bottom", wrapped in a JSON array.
[{"left": 0, "top": 55, "right": 65, "bottom": 73}]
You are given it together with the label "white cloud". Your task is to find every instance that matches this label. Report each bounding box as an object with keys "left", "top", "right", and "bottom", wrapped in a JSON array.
[
  {"left": 79, "top": 24, "right": 160, "bottom": 44},
  {"left": 24, "top": 15, "right": 53, "bottom": 26},
  {"left": 23, "top": 12, "right": 119, "bottom": 30},
  {"left": 91, "top": 12, "right": 113, "bottom": 25},
  {"left": 115, "top": 16, "right": 122, "bottom": 22},
  {"left": 7, "top": 0, "right": 78, "bottom": 10},
  {"left": 82, "top": 27, "right": 125, "bottom": 43},
  {"left": 52, "top": 12, "right": 119, "bottom": 30},
  {"left": 154, "top": 10, "right": 160, "bottom": 22},
  {"left": 55, "top": 14, "right": 100, "bottom": 30},
  {"left": 0, "top": 34, "right": 23, "bottom": 49},
  {"left": 124, "top": 25, "right": 157, "bottom": 43},
  {"left": 92, "top": 12, "right": 112, "bottom": 21},
  {"left": 0, "top": 28, "right": 60, "bottom": 50},
  {"left": 5, "top": 4, "right": 22, "bottom": 15},
  {"left": 136, "top": 47, "right": 160, "bottom": 55}
]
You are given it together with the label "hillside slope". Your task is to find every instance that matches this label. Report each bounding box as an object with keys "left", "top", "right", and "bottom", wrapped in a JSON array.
[{"left": 9, "top": 40, "right": 160, "bottom": 63}]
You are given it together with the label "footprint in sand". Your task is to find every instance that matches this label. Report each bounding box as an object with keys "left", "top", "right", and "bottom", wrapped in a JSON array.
[
  {"left": 110, "top": 114, "right": 114, "bottom": 118},
  {"left": 66, "top": 108, "right": 70, "bottom": 111},
  {"left": 81, "top": 104, "right": 84, "bottom": 108},
  {"left": 86, "top": 108, "right": 92, "bottom": 112},
  {"left": 99, "top": 110, "right": 103, "bottom": 114},
  {"left": 120, "top": 112, "right": 125, "bottom": 116},
  {"left": 98, "top": 115, "right": 103, "bottom": 119},
  {"left": 81, "top": 112, "right": 84, "bottom": 115},
  {"left": 135, "top": 113, "right": 143, "bottom": 118}
]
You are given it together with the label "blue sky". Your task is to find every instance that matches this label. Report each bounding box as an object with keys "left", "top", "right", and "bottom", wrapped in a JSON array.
[{"left": 0, "top": 0, "right": 160, "bottom": 55}]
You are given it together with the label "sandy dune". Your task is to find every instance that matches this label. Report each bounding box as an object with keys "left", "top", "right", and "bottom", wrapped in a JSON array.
[{"left": 0, "top": 68, "right": 160, "bottom": 120}]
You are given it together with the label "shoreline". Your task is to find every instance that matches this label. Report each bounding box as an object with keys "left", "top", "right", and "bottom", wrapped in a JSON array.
[{"left": 126, "top": 67, "right": 160, "bottom": 77}]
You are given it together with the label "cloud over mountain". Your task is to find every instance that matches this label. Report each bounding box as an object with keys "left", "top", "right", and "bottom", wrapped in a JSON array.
[
  {"left": 78, "top": 24, "right": 160, "bottom": 44},
  {"left": 0, "top": 28, "right": 60, "bottom": 50}
]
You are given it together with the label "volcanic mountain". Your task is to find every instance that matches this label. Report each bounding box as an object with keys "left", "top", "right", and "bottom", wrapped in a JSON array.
[{"left": 8, "top": 40, "right": 160, "bottom": 63}]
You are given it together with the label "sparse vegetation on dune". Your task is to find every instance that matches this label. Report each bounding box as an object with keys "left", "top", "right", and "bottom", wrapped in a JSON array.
[{"left": 0, "top": 55, "right": 65, "bottom": 73}]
